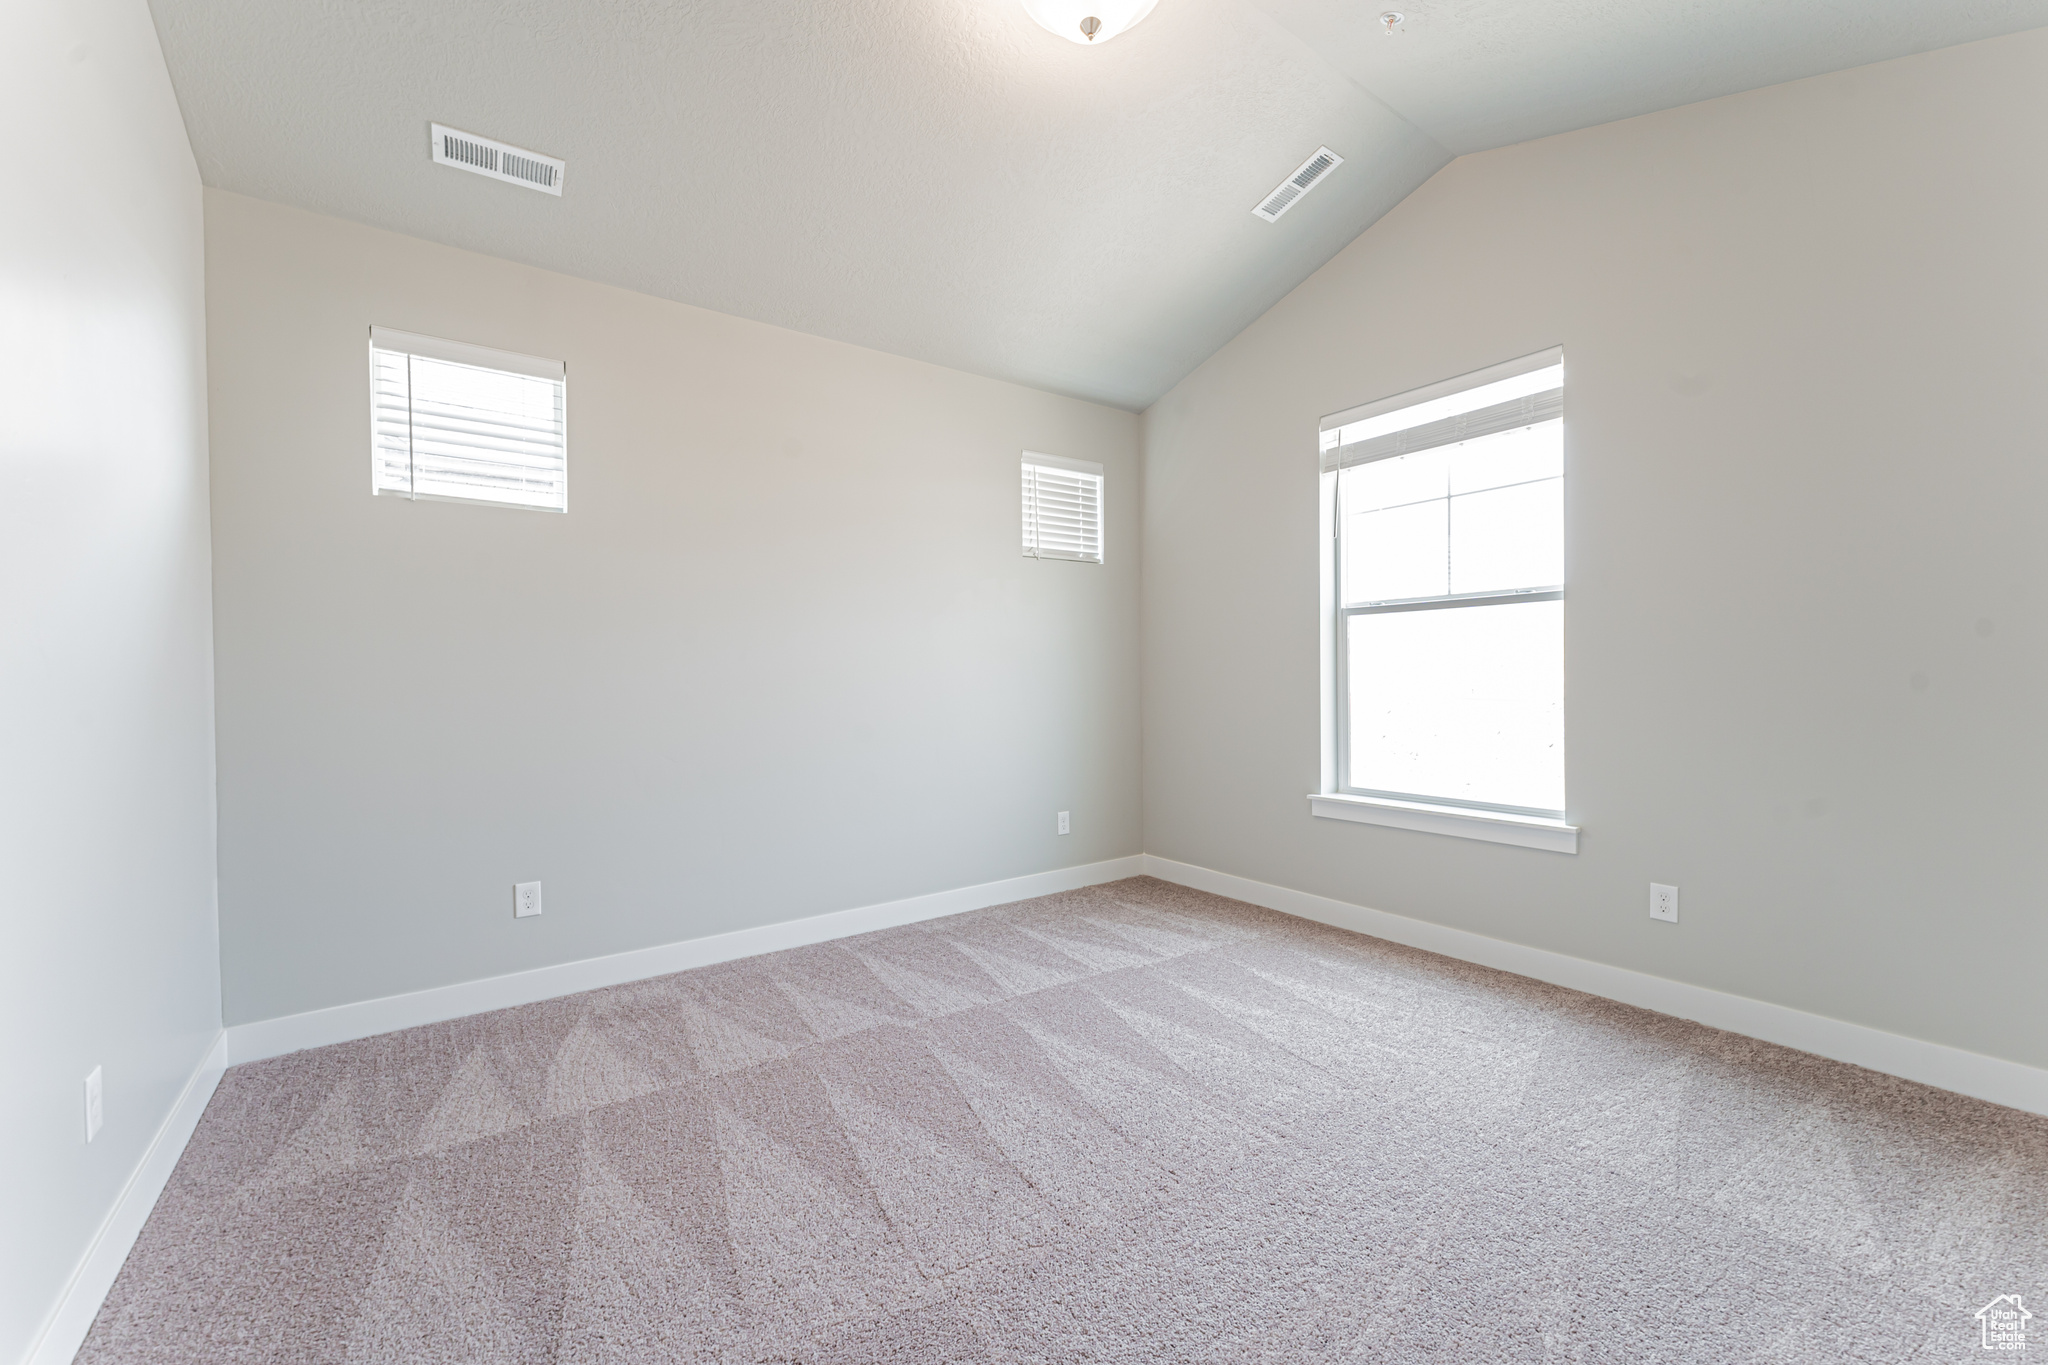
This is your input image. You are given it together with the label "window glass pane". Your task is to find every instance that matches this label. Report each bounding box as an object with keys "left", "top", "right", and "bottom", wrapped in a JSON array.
[
  {"left": 1345, "top": 499, "right": 1446, "bottom": 603},
  {"left": 1450, "top": 477, "right": 1562, "bottom": 595},
  {"left": 1448, "top": 419, "right": 1561, "bottom": 495},
  {"left": 1346, "top": 599, "right": 1563, "bottom": 811},
  {"left": 1346, "top": 446, "right": 1449, "bottom": 512}
]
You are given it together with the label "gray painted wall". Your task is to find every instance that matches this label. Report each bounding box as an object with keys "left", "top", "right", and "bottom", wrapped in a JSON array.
[
  {"left": 206, "top": 191, "right": 1141, "bottom": 1027},
  {"left": 1, "top": 0, "right": 222, "bottom": 1358},
  {"left": 1141, "top": 29, "right": 2048, "bottom": 1071}
]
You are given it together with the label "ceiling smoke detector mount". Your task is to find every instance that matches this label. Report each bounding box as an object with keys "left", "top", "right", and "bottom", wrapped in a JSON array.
[
  {"left": 1020, "top": 0, "right": 1159, "bottom": 44},
  {"left": 1253, "top": 147, "right": 1343, "bottom": 222},
  {"left": 430, "top": 123, "right": 565, "bottom": 195}
]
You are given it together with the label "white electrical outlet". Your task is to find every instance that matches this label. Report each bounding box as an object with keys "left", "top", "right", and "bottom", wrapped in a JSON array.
[
  {"left": 515, "top": 881, "right": 543, "bottom": 918},
  {"left": 1650, "top": 883, "right": 1679, "bottom": 923},
  {"left": 1057, "top": 811, "right": 1070, "bottom": 835},
  {"left": 84, "top": 1066, "right": 103, "bottom": 1142}
]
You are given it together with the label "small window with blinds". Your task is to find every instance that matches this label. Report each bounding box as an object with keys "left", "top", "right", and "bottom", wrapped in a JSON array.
[
  {"left": 1021, "top": 453, "right": 1104, "bottom": 563},
  {"left": 370, "top": 327, "right": 567, "bottom": 512},
  {"left": 1322, "top": 349, "right": 1564, "bottom": 817}
]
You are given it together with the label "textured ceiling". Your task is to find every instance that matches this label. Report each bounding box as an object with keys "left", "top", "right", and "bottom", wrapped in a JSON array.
[
  {"left": 149, "top": 0, "right": 2048, "bottom": 410},
  {"left": 1247, "top": 0, "right": 2048, "bottom": 153}
]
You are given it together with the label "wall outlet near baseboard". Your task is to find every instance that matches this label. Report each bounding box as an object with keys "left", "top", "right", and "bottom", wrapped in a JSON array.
[
  {"left": 1057, "top": 811, "right": 1070, "bottom": 835},
  {"left": 1650, "top": 883, "right": 1679, "bottom": 923},
  {"left": 515, "top": 881, "right": 542, "bottom": 918},
  {"left": 84, "top": 1065, "right": 103, "bottom": 1141}
]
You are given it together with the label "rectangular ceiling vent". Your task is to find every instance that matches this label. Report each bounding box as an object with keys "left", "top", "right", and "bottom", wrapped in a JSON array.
[
  {"left": 430, "top": 123, "right": 565, "bottom": 196},
  {"left": 1253, "top": 147, "right": 1343, "bottom": 222}
]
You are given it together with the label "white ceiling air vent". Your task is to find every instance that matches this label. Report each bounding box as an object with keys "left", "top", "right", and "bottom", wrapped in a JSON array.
[
  {"left": 430, "top": 123, "right": 565, "bottom": 196},
  {"left": 1252, "top": 146, "right": 1343, "bottom": 222}
]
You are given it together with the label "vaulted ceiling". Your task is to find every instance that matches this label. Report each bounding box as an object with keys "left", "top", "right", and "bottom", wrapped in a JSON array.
[{"left": 149, "top": 0, "right": 2048, "bottom": 409}]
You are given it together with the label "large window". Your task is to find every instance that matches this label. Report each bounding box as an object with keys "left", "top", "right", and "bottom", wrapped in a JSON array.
[
  {"left": 1323, "top": 351, "right": 1564, "bottom": 819},
  {"left": 371, "top": 327, "right": 567, "bottom": 512}
]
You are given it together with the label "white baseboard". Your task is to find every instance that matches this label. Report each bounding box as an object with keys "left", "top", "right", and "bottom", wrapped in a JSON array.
[
  {"left": 225, "top": 855, "right": 1148, "bottom": 1065},
  {"left": 225, "top": 848, "right": 2048, "bottom": 1115},
  {"left": 31, "top": 851, "right": 2046, "bottom": 1365},
  {"left": 1141, "top": 854, "right": 2048, "bottom": 1118},
  {"left": 25, "top": 1031, "right": 228, "bottom": 1365}
]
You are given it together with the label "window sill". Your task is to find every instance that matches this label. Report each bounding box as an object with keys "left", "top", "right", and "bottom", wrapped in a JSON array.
[{"left": 1307, "top": 793, "right": 1578, "bottom": 854}]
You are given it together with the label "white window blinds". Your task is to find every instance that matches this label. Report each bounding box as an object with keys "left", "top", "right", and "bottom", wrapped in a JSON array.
[
  {"left": 1320, "top": 350, "right": 1562, "bottom": 472},
  {"left": 370, "top": 327, "right": 567, "bottom": 511},
  {"left": 1021, "top": 452, "right": 1104, "bottom": 563}
]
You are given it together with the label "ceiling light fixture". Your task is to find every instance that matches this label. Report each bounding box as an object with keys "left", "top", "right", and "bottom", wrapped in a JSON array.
[{"left": 1020, "top": 0, "right": 1159, "bottom": 45}]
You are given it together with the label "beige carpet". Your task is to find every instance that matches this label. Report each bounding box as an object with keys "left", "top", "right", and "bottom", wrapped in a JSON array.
[{"left": 79, "top": 877, "right": 2048, "bottom": 1363}]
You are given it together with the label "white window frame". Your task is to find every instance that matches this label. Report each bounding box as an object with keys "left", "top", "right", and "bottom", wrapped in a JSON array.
[
  {"left": 1021, "top": 452, "right": 1105, "bottom": 564},
  {"left": 1311, "top": 348, "right": 1578, "bottom": 853},
  {"left": 369, "top": 326, "right": 568, "bottom": 512}
]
